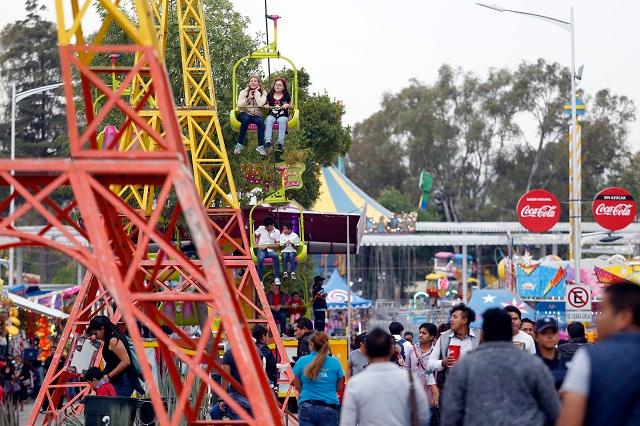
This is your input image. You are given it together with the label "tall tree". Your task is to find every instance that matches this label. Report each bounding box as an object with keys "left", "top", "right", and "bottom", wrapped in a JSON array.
[
  {"left": 0, "top": 0, "right": 67, "bottom": 158},
  {"left": 349, "top": 60, "right": 636, "bottom": 223}
]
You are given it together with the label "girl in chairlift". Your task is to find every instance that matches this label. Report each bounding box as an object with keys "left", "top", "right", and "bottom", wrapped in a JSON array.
[
  {"left": 234, "top": 74, "right": 268, "bottom": 156},
  {"left": 264, "top": 78, "right": 292, "bottom": 152}
]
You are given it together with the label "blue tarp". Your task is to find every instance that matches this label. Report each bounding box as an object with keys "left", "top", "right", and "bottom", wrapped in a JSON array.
[
  {"left": 324, "top": 269, "right": 372, "bottom": 309},
  {"left": 468, "top": 289, "right": 534, "bottom": 328}
]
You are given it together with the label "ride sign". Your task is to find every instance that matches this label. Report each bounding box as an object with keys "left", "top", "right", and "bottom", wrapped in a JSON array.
[
  {"left": 592, "top": 187, "right": 637, "bottom": 231},
  {"left": 517, "top": 189, "right": 561, "bottom": 233}
]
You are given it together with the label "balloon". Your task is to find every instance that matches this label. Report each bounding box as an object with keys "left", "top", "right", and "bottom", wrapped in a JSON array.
[
  {"left": 6, "top": 325, "right": 19, "bottom": 336},
  {"left": 498, "top": 258, "right": 509, "bottom": 281}
]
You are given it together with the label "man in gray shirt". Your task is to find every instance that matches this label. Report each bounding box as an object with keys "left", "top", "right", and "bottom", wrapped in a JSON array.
[
  {"left": 341, "top": 328, "right": 430, "bottom": 426},
  {"left": 441, "top": 308, "right": 560, "bottom": 426},
  {"left": 346, "top": 332, "right": 368, "bottom": 379}
]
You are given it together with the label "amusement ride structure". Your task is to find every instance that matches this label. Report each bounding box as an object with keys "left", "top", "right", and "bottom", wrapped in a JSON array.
[{"left": 0, "top": 0, "right": 300, "bottom": 424}]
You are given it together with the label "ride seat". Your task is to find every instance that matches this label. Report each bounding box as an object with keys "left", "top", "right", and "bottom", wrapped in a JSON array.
[
  {"left": 230, "top": 108, "right": 300, "bottom": 132},
  {"left": 251, "top": 243, "right": 308, "bottom": 264}
]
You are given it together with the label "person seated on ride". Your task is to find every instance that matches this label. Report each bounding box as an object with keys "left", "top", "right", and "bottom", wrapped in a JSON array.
[
  {"left": 288, "top": 291, "right": 305, "bottom": 326},
  {"left": 234, "top": 74, "right": 267, "bottom": 156},
  {"left": 264, "top": 78, "right": 292, "bottom": 152},
  {"left": 279, "top": 223, "right": 300, "bottom": 280},
  {"left": 254, "top": 216, "right": 281, "bottom": 285}
]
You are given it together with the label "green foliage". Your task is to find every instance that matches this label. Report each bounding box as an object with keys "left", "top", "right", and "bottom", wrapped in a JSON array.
[
  {"left": 348, "top": 59, "right": 636, "bottom": 222},
  {"left": 0, "top": 0, "right": 67, "bottom": 158},
  {"left": 377, "top": 188, "right": 414, "bottom": 213}
]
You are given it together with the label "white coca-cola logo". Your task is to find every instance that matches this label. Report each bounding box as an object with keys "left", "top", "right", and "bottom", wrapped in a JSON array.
[
  {"left": 520, "top": 205, "right": 558, "bottom": 218},
  {"left": 594, "top": 203, "right": 633, "bottom": 217}
]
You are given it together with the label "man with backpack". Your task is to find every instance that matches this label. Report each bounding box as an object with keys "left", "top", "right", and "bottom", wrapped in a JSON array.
[{"left": 389, "top": 321, "right": 412, "bottom": 362}]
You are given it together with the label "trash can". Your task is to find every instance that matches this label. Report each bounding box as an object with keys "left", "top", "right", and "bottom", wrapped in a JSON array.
[
  {"left": 83, "top": 396, "right": 138, "bottom": 426},
  {"left": 137, "top": 397, "right": 170, "bottom": 425}
]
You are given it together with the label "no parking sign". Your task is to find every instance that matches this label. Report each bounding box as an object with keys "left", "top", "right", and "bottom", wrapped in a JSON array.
[{"left": 565, "top": 284, "right": 592, "bottom": 323}]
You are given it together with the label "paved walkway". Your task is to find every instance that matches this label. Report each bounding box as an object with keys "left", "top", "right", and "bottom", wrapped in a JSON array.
[{"left": 19, "top": 402, "right": 35, "bottom": 425}]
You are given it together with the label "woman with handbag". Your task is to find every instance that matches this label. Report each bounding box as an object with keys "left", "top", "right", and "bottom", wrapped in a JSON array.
[{"left": 87, "top": 316, "right": 143, "bottom": 397}]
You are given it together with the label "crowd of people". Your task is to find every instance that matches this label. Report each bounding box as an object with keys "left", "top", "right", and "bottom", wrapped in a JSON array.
[
  {"left": 264, "top": 274, "right": 327, "bottom": 336},
  {"left": 210, "top": 282, "right": 640, "bottom": 426}
]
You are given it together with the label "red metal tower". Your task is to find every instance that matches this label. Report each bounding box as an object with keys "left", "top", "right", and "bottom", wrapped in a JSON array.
[{"left": 4, "top": 1, "right": 287, "bottom": 424}]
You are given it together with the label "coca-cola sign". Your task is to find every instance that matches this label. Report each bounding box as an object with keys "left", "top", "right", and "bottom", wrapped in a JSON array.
[
  {"left": 592, "top": 187, "right": 637, "bottom": 231},
  {"left": 517, "top": 189, "right": 561, "bottom": 233}
]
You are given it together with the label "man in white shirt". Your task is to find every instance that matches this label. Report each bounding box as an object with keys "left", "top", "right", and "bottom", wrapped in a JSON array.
[
  {"left": 504, "top": 306, "right": 536, "bottom": 354},
  {"left": 340, "top": 328, "right": 430, "bottom": 426},
  {"left": 389, "top": 321, "right": 413, "bottom": 362},
  {"left": 254, "top": 217, "right": 281, "bottom": 285},
  {"left": 279, "top": 223, "right": 300, "bottom": 280},
  {"left": 428, "top": 303, "right": 480, "bottom": 401}
]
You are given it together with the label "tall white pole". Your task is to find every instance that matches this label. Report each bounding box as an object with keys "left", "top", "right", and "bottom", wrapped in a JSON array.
[
  {"left": 8, "top": 83, "right": 16, "bottom": 288},
  {"left": 346, "top": 214, "right": 352, "bottom": 348},
  {"left": 462, "top": 245, "right": 468, "bottom": 303},
  {"left": 569, "top": 7, "right": 581, "bottom": 283},
  {"left": 6, "top": 82, "right": 63, "bottom": 288}
]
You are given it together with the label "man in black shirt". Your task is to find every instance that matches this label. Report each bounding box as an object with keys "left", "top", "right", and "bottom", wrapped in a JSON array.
[
  {"left": 294, "top": 317, "right": 314, "bottom": 360},
  {"left": 311, "top": 275, "right": 328, "bottom": 332},
  {"left": 252, "top": 325, "right": 278, "bottom": 388},
  {"left": 558, "top": 322, "right": 589, "bottom": 362},
  {"left": 210, "top": 350, "right": 252, "bottom": 420}
]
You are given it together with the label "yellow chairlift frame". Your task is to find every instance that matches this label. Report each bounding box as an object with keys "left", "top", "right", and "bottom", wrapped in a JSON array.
[
  {"left": 230, "top": 15, "right": 299, "bottom": 131},
  {"left": 248, "top": 198, "right": 307, "bottom": 265}
]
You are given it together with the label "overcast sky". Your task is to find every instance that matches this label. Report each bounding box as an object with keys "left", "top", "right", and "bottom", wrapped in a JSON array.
[{"left": 3, "top": 0, "right": 640, "bottom": 149}]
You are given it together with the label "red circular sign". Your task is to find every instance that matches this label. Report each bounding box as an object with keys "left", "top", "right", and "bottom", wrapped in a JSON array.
[
  {"left": 592, "top": 187, "right": 637, "bottom": 231},
  {"left": 567, "top": 287, "right": 589, "bottom": 308},
  {"left": 517, "top": 189, "right": 561, "bottom": 233}
]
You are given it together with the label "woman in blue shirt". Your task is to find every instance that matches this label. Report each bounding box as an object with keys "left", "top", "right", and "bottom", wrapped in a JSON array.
[{"left": 293, "top": 332, "right": 344, "bottom": 426}]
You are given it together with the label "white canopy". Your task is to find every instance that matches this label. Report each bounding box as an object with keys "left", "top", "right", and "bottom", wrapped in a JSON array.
[{"left": 8, "top": 292, "right": 69, "bottom": 319}]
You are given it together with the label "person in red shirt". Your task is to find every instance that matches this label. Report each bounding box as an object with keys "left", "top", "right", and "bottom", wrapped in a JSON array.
[
  {"left": 84, "top": 367, "right": 117, "bottom": 396},
  {"left": 266, "top": 282, "right": 289, "bottom": 335},
  {"left": 288, "top": 291, "right": 306, "bottom": 325}
]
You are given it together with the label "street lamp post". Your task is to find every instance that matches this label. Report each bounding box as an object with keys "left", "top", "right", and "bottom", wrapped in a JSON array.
[
  {"left": 8, "top": 82, "right": 64, "bottom": 287},
  {"left": 476, "top": 3, "right": 581, "bottom": 283}
]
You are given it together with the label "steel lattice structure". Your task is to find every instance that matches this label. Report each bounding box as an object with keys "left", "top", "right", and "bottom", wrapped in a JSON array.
[{"left": 11, "top": 1, "right": 291, "bottom": 424}]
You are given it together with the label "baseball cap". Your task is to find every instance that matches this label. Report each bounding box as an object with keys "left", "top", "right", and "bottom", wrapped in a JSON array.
[
  {"left": 313, "top": 275, "right": 325, "bottom": 282},
  {"left": 535, "top": 317, "right": 559, "bottom": 333}
]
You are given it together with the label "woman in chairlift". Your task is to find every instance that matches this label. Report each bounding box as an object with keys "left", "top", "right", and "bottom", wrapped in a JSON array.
[
  {"left": 264, "top": 78, "right": 292, "bottom": 152},
  {"left": 234, "top": 74, "right": 268, "bottom": 156}
]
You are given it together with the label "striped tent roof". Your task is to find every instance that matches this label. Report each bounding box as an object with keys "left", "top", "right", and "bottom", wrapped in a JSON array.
[{"left": 312, "top": 166, "right": 393, "bottom": 221}]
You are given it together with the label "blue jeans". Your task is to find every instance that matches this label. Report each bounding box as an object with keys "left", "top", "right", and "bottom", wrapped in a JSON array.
[
  {"left": 111, "top": 372, "right": 135, "bottom": 397},
  {"left": 257, "top": 249, "right": 280, "bottom": 280},
  {"left": 282, "top": 252, "right": 296, "bottom": 274},
  {"left": 298, "top": 401, "right": 339, "bottom": 426},
  {"left": 237, "top": 112, "right": 265, "bottom": 147},
  {"left": 210, "top": 392, "right": 251, "bottom": 420},
  {"left": 265, "top": 115, "right": 288, "bottom": 145},
  {"left": 272, "top": 309, "right": 287, "bottom": 335}
]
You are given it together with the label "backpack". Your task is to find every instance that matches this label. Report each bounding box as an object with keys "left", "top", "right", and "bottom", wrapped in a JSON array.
[
  {"left": 125, "top": 336, "right": 144, "bottom": 379},
  {"left": 397, "top": 338, "right": 407, "bottom": 361}
]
